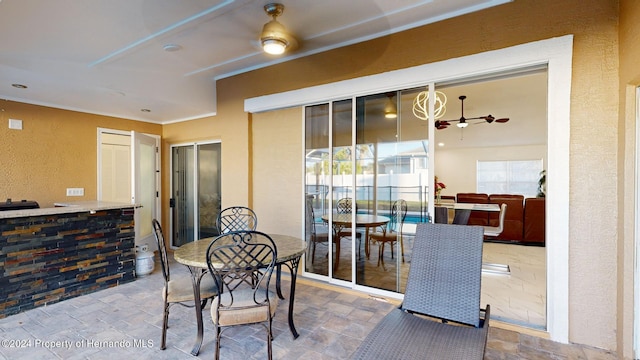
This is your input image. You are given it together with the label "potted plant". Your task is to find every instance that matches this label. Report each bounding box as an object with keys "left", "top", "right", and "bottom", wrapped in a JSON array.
[{"left": 434, "top": 176, "right": 446, "bottom": 204}]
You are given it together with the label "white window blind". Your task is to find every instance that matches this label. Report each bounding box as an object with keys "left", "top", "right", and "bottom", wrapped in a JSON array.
[{"left": 477, "top": 159, "right": 543, "bottom": 197}]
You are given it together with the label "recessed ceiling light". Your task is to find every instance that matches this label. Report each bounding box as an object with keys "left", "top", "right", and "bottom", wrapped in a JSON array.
[
  {"left": 141, "top": 109, "right": 151, "bottom": 113},
  {"left": 438, "top": 142, "right": 445, "bottom": 147},
  {"left": 163, "top": 44, "right": 182, "bottom": 52},
  {"left": 11, "top": 83, "right": 27, "bottom": 89}
]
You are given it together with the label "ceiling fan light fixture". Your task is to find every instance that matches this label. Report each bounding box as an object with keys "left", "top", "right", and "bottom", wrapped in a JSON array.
[
  {"left": 384, "top": 93, "right": 397, "bottom": 119},
  {"left": 262, "top": 36, "right": 287, "bottom": 55},
  {"left": 457, "top": 121, "right": 468, "bottom": 128},
  {"left": 260, "top": 3, "right": 296, "bottom": 55}
]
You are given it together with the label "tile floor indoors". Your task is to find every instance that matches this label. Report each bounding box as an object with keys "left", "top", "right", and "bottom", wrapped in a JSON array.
[{"left": 0, "top": 255, "right": 616, "bottom": 360}]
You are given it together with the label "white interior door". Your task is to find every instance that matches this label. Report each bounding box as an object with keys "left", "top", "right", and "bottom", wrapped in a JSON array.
[
  {"left": 99, "top": 132, "right": 131, "bottom": 203},
  {"left": 132, "top": 131, "right": 160, "bottom": 250}
]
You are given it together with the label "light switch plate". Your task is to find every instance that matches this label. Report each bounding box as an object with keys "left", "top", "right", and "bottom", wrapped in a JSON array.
[
  {"left": 66, "top": 188, "right": 84, "bottom": 196},
  {"left": 8, "top": 119, "right": 22, "bottom": 130}
]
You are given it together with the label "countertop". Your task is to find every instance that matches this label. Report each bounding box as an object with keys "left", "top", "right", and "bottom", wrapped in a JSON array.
[{"left": 0, "top": 201, "right": 136, "bottom": 219}]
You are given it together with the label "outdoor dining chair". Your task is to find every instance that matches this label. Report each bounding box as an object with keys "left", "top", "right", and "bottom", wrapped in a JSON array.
[
  {"left": 206, "top": 231, "right": 279, "bottom": 360},
  {"left": 215, "top": 206, "right": 258, "bottom": 233},
  {"left": 152, "top": 219, "right": 218, "bottom": 350},
  {"left": 368, "top": 199, "right": 407, "bottom": 270},
  {"left": 335, "top": 197, "right": 363, "bottom": 256},
  {"left": 306, "top": 197, "right": 330, "bottom": 264},
  {"left": 351, "top": 223, "right": 490, "bottom": 359}
]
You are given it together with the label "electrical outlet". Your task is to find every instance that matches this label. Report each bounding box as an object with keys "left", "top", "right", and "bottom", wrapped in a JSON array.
[{"left": 66, "top": 188, "right": 84, "bottom": 196}]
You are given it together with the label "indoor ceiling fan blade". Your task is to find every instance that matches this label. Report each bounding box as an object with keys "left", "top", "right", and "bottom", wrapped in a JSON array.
[
  {"left": 495, "top": 118, "right": 510, "bottom": 123},
  {"left": 434, "top": 120, "right": 449, "bottom": 129},
  {"left": 483, "top": 115, "right": 495, "bottom": 123},
  {"left": 463, "top": 116, "right": 485, "bottom": 120}
]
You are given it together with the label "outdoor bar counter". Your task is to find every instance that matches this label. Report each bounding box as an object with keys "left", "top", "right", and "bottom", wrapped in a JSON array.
[{"left": 0, "top": 201, "right": 136, "bottom": 318}]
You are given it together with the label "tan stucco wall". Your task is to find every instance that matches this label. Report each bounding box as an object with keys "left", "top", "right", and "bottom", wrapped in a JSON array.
[
  {"left": 618, "top": 0, "right": 640, "bottom": 358},
  {"left": 251, "top": 107, "right": 303, "bottom": 237},
  {"left": 0, "top": 101, "right": 160, "bottom": 207}
]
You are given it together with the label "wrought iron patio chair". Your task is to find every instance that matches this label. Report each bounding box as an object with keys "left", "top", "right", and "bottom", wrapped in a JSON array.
[
  {"left": 369, "top": 199, "right": 407, "bottom": 270},
  {"left": 152, "top": 219, "right": 218, "bottom": 351},
  {"left": 335, "top": 197, "right": 363, "bottom": 256},
  {"left": 215, "top": 206, "right": 258, "bottom": 233},
  {"left": 305, "top": 197, "right": 330, "bottom": 264},
  {"left": 206, "top": 231, "right": 278, "bottom": 360},
  {"left": 351, "top": 223, "right": 490, "bottom": 360}
]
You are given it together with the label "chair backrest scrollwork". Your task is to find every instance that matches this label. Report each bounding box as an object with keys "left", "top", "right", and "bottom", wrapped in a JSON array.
[{"left": 216, "top": 206, "right": 258, "bottom": 234}]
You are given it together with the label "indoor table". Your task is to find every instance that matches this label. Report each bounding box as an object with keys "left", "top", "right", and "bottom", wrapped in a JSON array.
[
  {"left": 174, "top": 233, "right": 306, "bottom": 356},
  {"left": 438, "top": 202, "right": 510, "bottom": 274}
]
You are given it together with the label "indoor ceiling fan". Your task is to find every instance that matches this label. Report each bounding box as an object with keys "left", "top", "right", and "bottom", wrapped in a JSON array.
[{"left": 434, "top": 95, "right": 509, "bottom": 130}]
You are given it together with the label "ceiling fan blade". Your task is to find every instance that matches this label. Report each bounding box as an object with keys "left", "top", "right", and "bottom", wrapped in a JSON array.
[
  {"left": 434, "top": 120, "right": 450, "bottom": 129},
  {"left": 495, "top": 118, "right": 510, "bottom": 123},
  {"left": 483, "top": 115, "right": 495, "bottom": 123}
]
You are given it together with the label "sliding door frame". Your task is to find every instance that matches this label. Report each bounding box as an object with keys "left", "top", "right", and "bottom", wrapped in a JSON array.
[{"left": 245, "top": 35, "right": 573, "bottom": 343}]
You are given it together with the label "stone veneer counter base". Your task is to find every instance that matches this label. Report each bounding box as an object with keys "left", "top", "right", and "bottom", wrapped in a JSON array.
[{"left": 0, "top": 202, "right": 136, "bottom": 318}]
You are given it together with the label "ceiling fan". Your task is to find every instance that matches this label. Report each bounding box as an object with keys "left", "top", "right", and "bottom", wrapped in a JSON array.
[{"left": 434, "top": 95, "right": 509, "bottom": 130}]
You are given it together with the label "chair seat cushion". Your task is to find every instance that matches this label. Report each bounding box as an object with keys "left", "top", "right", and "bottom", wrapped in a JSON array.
[
  {"left": 165, "top": 274, "right": 218, "bottom": 303},
  {"left": 369, "top": 231, "right": 398, "bottom": 242},
  {"left": 210, "top": 288, "right": 278, "bottom": 326},
  {"left": 351, "top": 308, "right": 488, "bottom": 360}
]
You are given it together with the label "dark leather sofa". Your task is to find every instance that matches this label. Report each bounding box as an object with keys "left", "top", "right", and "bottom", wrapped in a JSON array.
[{"left": 455, "top": 193, "right": 545, "bottom": 245}]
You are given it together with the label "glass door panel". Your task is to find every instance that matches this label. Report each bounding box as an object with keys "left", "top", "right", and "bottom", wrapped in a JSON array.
[
  {"left": 304, "top": 104, "right": 330, "bottom": 276},
  {"left": 354, "top": 90, "right": 430, "bottom": 293},
  {"left": 171, "top": 145, "right": 195, "bottom": 247},
  {"left": 171, "top": 142, "right": 221, "bottom": 248},
  {"left": 331, "top": 99, "right": 353, "bottom": 282},
  {"left": 197, "top": 143, "right": 221, "bottom": 239}
]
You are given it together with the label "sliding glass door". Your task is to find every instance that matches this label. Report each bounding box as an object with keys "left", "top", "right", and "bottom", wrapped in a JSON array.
[
  {"left": 170, "top": 142, "right": 221, "bottom": 248},
  {"left": 304, "top": 89, "right": 431, "bottom": 293},
  {"left": 354, "top": 90, "right": 429, "bottom": 292}
]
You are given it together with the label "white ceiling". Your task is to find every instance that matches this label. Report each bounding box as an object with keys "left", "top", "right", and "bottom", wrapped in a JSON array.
[
  {"left": 0, "top": 0, "right": 513, "bottom": 124},
  {"left": 431, "top": 70, "right": 548, "bottom": 149}
]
